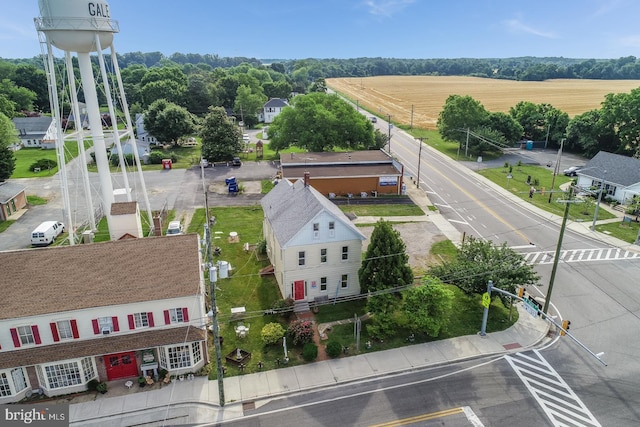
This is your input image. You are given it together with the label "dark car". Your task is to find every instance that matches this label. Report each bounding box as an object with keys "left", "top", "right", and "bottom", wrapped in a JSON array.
[
  {"left": 231, "top": 157, "right": 242, "bottom": 167},
  {"left": 563, "top": 166, "right": 582, "bottom": 176}
]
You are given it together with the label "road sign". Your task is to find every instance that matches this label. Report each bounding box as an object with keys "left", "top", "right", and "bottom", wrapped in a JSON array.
[
  {"left": 482, "top": 292, "right": 491, "bottom": 308},
  {"left": 523, "top": 297, "right": 539, "bottom": 317}
]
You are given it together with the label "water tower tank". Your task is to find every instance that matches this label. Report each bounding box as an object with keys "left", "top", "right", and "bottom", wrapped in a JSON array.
[{"left": 37, "top": 0, "right": 118, "bottom": 53}]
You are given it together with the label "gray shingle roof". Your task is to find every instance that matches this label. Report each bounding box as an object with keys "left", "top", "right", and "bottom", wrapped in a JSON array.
[
  {"left": 0, "top": 234, "right": 202, "bottom": 319},
  {"left": 261, "top": 179, "right": 364, "bottom": 248},
  {"left": 263, "top": 98, "right": 289, "bottom": 108},
  {"left": 581, "top": 151, "right": 640, "bottom": 187},
  {"left": 0, "top": 182, "right": 26, "bottom": 203},
  {"left": 12, "top": 117, "right": 52, "bottom": 134}
]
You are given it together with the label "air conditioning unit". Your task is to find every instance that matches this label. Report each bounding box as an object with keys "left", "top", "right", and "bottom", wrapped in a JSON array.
[{"left": 101, "top": 327, "right": 111, "bottom": 335}]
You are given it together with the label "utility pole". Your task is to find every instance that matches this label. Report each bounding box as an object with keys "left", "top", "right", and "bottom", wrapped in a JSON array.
[
  {"left": 416, "top": 137, "right": 426, "bottom": 188},
  {"left": 591, "top": 170, "right": 607, "bottom": 231},
  {"left": 387, "top": 114, "right": 392, "bottom": 154},
  {"left": 543, "top": 186, "right": 574, "bottom": 314},
  {"left": 465, "top": 128, "right": 470, "bottom": 158},
  {"left": 201, "top": 162, "right": 225, "bottom": 406},
  {"left": 410, "top": 104, "right": 414, "bottom": 130},
  {"left": 548, "top": 138, "right": 565, "bottom": 203}
]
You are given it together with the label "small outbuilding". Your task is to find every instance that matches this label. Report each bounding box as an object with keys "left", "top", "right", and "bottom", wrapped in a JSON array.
[{"left": 0, "top": 182, "right": 27, "bottom": 221}]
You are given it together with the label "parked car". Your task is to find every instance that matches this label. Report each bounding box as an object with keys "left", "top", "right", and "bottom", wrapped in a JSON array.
[
  {"left": 563, "top": 166, "right": 583, "bottom": 176},
  {"left": 231, "top": 157, "right": 242, "bottom": 167},
  {"left": 370, "top": 116, "right": 377, "bottom": 123},
  {"left": 30, "top": 221, "right": 65, "bottom": 246},
  {"left": 166, "top": 221, "right": 183, "bottom": 236}
]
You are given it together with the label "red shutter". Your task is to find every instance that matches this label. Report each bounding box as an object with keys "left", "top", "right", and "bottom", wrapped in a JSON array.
[
  {"left": 10, "top": 328, "right": 21, "bottom": 348},
  {"left": 92, "top": 319, "right": 100, "bottom": 335},
  {"left": 32, "top": 325, "right": 41, "bottom": 345},
  {"left": 148, "top": 312, "right": 155, "bottom": 327},
  {"left": 70, "top": 320, "right": 79, "bottom": 339},
  {"left": 182, "top": 308, "right": 189, "bottom": 322},
  {"left": 128, "top": 314, "right": 135, "bottom": 330},
  {"left": 112, "top": 316, "right": 120, "bottom": 332},
  {"left": 50, "top": 323, "right": 60, "bottom": 342},
  {"left": 164, "top": 310, "right": 171, "bottom": 325}
]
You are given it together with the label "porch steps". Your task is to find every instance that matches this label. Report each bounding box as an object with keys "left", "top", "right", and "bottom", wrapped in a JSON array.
[{"left": 293, "top": 300, "right": 310, "bottom": 314}]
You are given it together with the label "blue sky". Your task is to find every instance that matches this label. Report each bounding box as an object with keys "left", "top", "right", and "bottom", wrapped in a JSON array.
[{"left": 2, "top": 0, "right": 640, "bottom": 60}]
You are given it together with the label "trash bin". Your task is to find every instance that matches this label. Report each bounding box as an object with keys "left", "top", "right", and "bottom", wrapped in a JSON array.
[{"left": 162, "top": 159, "right": 172, "bottom": 169}]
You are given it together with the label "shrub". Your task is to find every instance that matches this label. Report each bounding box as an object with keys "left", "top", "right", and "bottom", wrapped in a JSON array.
[
  {"left": 287, "top": 319, "right": 314, "bottom": 346},
  {"left": 261, "top": 322, "right": 286, "bottom": 345},
  {"left": 271, "top": 298, "right": 295, "bottom": 319},
  {"left": 257, "top": 239, "right": 267, "bottom": 254},
  {"left": 87, "top": 378, "right": 100, "bottom": 391},
  {"left": 148, "top": 151, "right": 178, "bottom": 164},
  {"left": 29, "top": 158, "right": 56, "bottom": 172},
  {"left": 110, "top": 153, "right": 135, "bottom": 167},
  {"left": 302, "top": 343, "right": 318, "bottom": 361},
  {"left": 326, "top": 340, "right": 342, "bottom": 358}
]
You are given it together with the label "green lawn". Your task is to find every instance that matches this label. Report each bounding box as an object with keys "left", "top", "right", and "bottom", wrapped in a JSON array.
[
  {"left": 11, "top": 141, "right": 88, "bottom": 178},
  {"left": 339, "top": 203, "right": 425, "bottom": 217},
  {"left": 0, "top": 220, "right": 15, "bottom": 233},
  {"left": 26, "top": 195, "right": 47, "bottom": 205},
  {"left": 597, "top": 219, "right": 640, "bottom": 243}
]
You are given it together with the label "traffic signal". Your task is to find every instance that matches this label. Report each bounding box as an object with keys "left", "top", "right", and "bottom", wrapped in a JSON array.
[
  {"left": 560, "top": 319, "right": 571, "bottom": 336},
  {"left": 518, "top": 287, "right": 525, "bottom": 298}
]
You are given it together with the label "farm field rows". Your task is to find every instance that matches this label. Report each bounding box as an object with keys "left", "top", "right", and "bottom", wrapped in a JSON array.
[{"left": 327, "top": 76, "right": 640, "bottom": 130}]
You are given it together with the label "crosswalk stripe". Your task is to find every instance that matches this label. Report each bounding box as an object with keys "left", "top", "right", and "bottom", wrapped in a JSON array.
[{"left": 517, "top": 247, "right": 640, "bottom": 265}]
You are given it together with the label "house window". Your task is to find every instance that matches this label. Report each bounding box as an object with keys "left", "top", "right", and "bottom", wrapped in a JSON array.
[
  {"left": 44, "top": 362, "right": 82, "bottom": 389},
  {"left": 341, "top": 274, "right": 348, "bottom": 288},
  {"left": 17, "top": 326, "right": 35, "bottom": 345},
  {"left": 57, "top": 320, "right": 73, "bottom": 339},
  {"left": 81, "top": 358, "right": 95, "bottom": 382},
  {"left": 329, "top": 221, "right": 335, "bottom": 237},
  {"left": 134, "top": 312, "right": 150, "bottom": 328},
  {"left": 313, "top": 223, "right": 319, "bottom": 239},
  {"left": 0, "top": 373, "right": 10, "bottom": 397},
  {"left": 298, "top": 251, "right": 305, "bottom": 266},
  {"left": 98, "top": 317, "right": 113, "bottom": 332},
  {"left": 342, "top": 246, "right": 349, "bottom": 260},
  {"left": 166, "top": 342, "right": 202, "bottom": 370},
  {"left": 320, "top": 248, "right": 327, "bottom": 263},
  {"left": 170, "top": 308, "right": 185, "bottom": 323},
  {"left": 320, "top": 277, "right": 327, "bottom": 291}
]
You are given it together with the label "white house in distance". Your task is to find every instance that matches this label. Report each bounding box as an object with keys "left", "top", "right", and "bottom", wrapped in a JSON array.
[
  {"left": 0, "top": 234, "right": 208, "bottom": 403},
  {"left": 261, "top": 174, "right": 366, "bottom": 302},
  {"left": 262, "top": 98, "right": 289, "bottom": 124},
  {"left": 135, "top": 113, "right": 158, "bottom": 144},
  {"left": 11, "top": 117, "right": 56, "bottom": 150},
  {"left": 576, "top": 151, "right": 640, "bottom": 204}
]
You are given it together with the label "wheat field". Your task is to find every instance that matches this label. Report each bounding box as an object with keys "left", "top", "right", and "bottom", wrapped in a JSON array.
[{"left": 327, "top": 76, "right": 640, "bottom": 130}]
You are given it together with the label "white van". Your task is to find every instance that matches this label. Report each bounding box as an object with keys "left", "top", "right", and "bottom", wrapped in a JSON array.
[{"left": 31, "top": 221, "right": 65, "bottom": 247}]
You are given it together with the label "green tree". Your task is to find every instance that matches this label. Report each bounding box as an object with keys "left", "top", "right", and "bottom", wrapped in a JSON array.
[
  {"left": 359, "top": 220, "right": 414, "bottom": 339},
  {"left": 200, "top": 106, "right": 242, "bottom": 161},
  {"left": 599, "top": 88, "right": 640, "bottom": 157},
  {"left": 143, "top": 99, "right": 195, "bottom": 145},
  {"left": 139, "top": 66, "right": 188, "bottom": 107},
  {"left": 429, "top": 236, "right": 539, "bottom": 298},
  {"left": 12, "top": 64, "right": 49, "bottom": 112},
  {"left": 0, "top": 112, "right": 17, "bottom": 181},
  {"left": 0, "top": 79, "right": 36, "bottom": 113},
  {"left": 565, "top": 110, "right": 616, "bottom": 157},
  {"left": 437, "top": 95, "right": 489, "bottom": 145},
  {"left": 308, "top": 77, "right": 327, "bottom": 93},
  {"left": 268, "top": 92, "right": 373, "bottom": 152},
  {"left": 509, "top": 101, "right": 545, "bottom": 141},
  {"left": 263, "top": 80, "right": 292, "bottom": 100},
  {"left": 185, "top": 73, "right": 218, "bottom": 116},
  {"left": 486, "top": 112, "right": 523, "bottom": 143},
  {"left": 234, "top": 84, "right": 266, "bottom": 127},
  {"left": 402, "top": 277, "right": 454, "bottom": 337},
  {"left": 260, "top": 322, "right": 286, "bottom": 345}
]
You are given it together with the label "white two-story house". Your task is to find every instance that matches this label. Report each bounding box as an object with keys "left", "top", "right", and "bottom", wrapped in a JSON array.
[
  {"left": 261, "top": 174, "right": 366, "bottom": 302},
  {"left": 11, "top": 117, "right": 56, "bottom": 150},
  {"left": 0, "top": 234, "right": 208, "bottom": 403},
  {"left": 262, "top": 98, "right": 289, "bottom": 124}
]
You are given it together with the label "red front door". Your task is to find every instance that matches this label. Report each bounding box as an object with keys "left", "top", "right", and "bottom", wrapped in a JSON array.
[
  {"left": 294, "top": 280, "right": 305, "bottom": 300},
  {"left": 104, "top": 351, "right": 138, "bottom": 380}
]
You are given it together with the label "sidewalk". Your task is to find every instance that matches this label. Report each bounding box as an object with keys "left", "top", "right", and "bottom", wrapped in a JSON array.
[{"left": 70, "top": 303, "right": 549, "bottom": 426}]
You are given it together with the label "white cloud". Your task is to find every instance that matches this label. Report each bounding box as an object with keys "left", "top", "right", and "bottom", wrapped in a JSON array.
[
  {"left": 618, "top": 35, "right": 640, "bottom": 47},
  {"left": 364, "top": 0, "right": 415, "bottom": 17},
  {"left": 504, "top": 18, "right": 557, "bottom": 39}
]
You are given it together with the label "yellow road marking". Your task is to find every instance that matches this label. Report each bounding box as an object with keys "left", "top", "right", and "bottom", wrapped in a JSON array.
[{"left": 369, "top": 407, "right": 465, "bottom": 427}]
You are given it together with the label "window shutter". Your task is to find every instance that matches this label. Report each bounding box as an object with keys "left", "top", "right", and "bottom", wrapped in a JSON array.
[
  {"left": 164, "top": 310, "right": 171, "bottom": 325},
  {"left": 182, "top": 308, "right": 189, "bottom": 322},
  {"left": 10, "top": 328, "right": 20, "bottom": 348},
  {"left": 50, "top": 322, "right": 60, "bottom": 342},
  {"left": 112, "top": 316, "right": 120, "bottom": 332},
  {"left": 148, "top": 312, "right": 155, "bottom": 327},
  {"left": 92, "top": 319, "right": 100, "bottom": 335},
  {"left": 32, "top": 325, "right": 41, "bottom": 345},
  {"left": 70, "top": 319, "right": 79, "bottom": 339},
  {"left": 128, "top": 314, "right": 135, "bottom": 330}
]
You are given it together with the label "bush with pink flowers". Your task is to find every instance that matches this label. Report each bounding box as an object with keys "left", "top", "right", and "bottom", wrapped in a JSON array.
[{"left": 287, "top": 319, "right": 314, "bottom": 346}]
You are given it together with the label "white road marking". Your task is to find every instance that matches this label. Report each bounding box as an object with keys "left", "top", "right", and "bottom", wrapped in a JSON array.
[{"left": 519, "top": 248, "right": 640, "bottom": 264}]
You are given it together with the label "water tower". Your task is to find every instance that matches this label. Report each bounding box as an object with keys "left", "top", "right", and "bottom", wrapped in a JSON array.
[{"left": 35, "top": 0, "right": 152, "bottom": 242}]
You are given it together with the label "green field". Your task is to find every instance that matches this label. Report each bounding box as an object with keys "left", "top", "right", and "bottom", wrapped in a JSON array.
[{"left": 11, "top": 141, "right": 89, "bottom": 178}]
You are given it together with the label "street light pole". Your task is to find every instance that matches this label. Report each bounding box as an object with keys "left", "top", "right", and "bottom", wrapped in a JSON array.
[
  {"left": 387, "top": 114, "right": 392, "bottom": 154},
  {"left": 591, "top": 170, "right": 607, "bottom": 231},
  {"left": 416, "top": 137, "right": 426, "bottom": 188}
]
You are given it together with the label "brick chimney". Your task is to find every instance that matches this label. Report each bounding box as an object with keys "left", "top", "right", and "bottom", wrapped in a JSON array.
[{"left": 304, "top": 171, "right": 310, "bottom": 187}]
